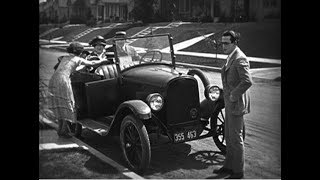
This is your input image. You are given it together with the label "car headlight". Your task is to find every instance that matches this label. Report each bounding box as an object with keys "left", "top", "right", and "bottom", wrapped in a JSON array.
[
  {"left": 205, "top": 85, "right": 221, "bottom": 101},
  {"left": 146, "top": 93, "right": 163, "bottom": 111}
]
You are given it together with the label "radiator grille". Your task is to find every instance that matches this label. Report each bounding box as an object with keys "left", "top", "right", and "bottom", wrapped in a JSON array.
[{"left": 166, "top": 78, "right": 200, "bottom": 126}]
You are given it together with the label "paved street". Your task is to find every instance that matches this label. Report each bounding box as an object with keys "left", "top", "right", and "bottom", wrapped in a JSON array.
[{"left": 39, "top": 47, "right": 281, "bottom": 179}]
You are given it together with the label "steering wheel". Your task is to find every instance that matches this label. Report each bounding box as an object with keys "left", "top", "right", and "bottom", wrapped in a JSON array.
[{"left": 139, "top": 50, "right": 163, "bottom": 64}]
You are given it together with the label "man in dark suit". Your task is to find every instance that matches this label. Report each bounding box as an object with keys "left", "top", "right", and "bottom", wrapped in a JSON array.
[{"left": 213, "top": 30, "right": 253, "bottom": 179}]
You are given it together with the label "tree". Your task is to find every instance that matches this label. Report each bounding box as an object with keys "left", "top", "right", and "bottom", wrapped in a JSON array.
[{"left": 131, "top": 0, "right": 157, "bottom": 23}]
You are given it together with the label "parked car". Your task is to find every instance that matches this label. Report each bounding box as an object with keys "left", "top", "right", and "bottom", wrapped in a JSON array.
[{"left": 67, "top": 33, "right": 228, "bottom": 174}]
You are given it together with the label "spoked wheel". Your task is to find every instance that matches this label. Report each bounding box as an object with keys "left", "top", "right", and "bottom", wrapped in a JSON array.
[
  {"left": 210, "top": 108, "right": 245, "bottom": 154},
  {"left": 65, "top": 121, "right": 82, "bottom": 138},
  {"left": 120, "top": 115, "right": 151, "bottom": 174}
]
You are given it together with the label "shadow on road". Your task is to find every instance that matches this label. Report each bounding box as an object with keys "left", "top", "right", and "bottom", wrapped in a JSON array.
[
  {"left": 143, "top": 147, "right": 225, "bottom": 176},
  {"left": 78, "top": 128, "right": 226, "bottom": 176},
  {"left": 189, "top": 150, "right": 225, "bottom": 166}
]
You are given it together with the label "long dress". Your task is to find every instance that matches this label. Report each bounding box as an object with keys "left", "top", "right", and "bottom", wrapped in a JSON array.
[{"left": 47, "top": 55, "right": 83, "bottom": 123}]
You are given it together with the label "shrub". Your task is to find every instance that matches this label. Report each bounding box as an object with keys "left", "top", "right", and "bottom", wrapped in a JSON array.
[
  {"left": 200, "top": 15, "right": 213, "bottom": 23},
  {"left": 70, "top": 15, "right": 86, "bottom": 24},
  {"left": 86, "top": 18, "right": 96, "bottom": 27}
]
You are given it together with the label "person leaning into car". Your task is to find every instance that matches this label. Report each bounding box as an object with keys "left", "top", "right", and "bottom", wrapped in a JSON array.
[
  {"left": 47, "top": 42, "right": 108, "bottom": 138},
  {"left": 212, "top": 30, "right": 253, "bottom": 179}
]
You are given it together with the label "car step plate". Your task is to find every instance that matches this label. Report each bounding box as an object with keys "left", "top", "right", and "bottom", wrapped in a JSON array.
[{"left": 78, "top": 119, "right": 110, "bottom": 136}]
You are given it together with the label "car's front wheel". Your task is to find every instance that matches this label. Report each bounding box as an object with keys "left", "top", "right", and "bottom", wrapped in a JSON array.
[
  {"left": 120, "top": 115, "right": 151, "bottom": 174},
  {"left": 210, "top": 108, "right": 245, "bottom": 154}
]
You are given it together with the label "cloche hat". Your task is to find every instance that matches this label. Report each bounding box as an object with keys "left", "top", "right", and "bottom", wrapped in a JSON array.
[
  {"left": 66, "top": 42, "right": 84, "bottom": 55},
  {"left": 89, "top": 35, "right": 107, "bottom": 46}
]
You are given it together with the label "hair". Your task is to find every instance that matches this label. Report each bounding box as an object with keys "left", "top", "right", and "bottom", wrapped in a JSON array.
[
  {"left": 222, "top": 30, "right": 240, "bottom": 44},
  {"left": 66, "top": 42, "right": 84, "bottom": 56}
]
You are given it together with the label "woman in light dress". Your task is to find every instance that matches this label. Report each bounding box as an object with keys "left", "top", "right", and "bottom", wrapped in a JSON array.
[{"left": 47, "top": 42, "right": 108, "bottom": 138}]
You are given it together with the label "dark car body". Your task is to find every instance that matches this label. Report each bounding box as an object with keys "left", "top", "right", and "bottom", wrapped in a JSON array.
[{"left": 69, "top": 33, "right": 226, "bottom": 173}]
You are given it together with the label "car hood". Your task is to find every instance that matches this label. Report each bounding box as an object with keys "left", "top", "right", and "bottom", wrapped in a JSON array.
[{"left": 122, "top": 64, "right": 184, "bottom": 87}]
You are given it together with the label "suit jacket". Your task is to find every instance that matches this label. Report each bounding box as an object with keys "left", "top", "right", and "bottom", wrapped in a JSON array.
[{"left": 221, "top": 47, "right": 253, "bottom": 115}]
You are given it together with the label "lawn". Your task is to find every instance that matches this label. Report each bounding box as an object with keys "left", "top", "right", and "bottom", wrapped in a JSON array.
[
  {"left": 40, "top": 20, "right": 281, "bottom": 66},
  {"left": 39, "top": 148, "right": 128, "bottom": 179},
  {"left": 153, "top": 20, "right": 281, "bottom": 59}
]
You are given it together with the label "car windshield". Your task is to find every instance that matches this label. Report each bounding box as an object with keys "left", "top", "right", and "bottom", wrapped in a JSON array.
[{"left": 114, "top": 34, "right": 173, "bottom": 71}]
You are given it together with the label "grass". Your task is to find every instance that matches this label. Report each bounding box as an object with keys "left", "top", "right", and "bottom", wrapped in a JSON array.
[
  {"left": 40, "top": 20, "right": 281, "bottom": 66},
  {"left": 153, "top": 21, "right": 281, "bottom": 59},
  {"left": 39, "top": 148, "right": 128, "bottom": 179}
]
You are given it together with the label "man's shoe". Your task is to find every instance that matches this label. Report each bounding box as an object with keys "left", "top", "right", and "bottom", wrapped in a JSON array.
[
  {"left": 226, "top": 172, "right": 244, "bottom": 179},
  {"left": 212, "top": 167, "right": 233, "bottom": 174}
]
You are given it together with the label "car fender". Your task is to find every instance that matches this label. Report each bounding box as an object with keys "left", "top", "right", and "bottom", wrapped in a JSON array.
[
  {"left": 116, "top": 100, "right": 152, "bottom": 120},
  {"left": 187, "top": 68, "right": 210, "bottom": 87},
  {"left": 109, "top": 100, "right": 151, "bottom": 135},
  {"left": 200, "top": 98, "right": 225, "bottom": 120},
  {"left": 187, "top": 68, "right": 212, "bottom": 98}
]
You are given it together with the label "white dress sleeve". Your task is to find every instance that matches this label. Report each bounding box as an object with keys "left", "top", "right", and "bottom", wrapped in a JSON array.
[{"left": 71, "top": 56, "right": 85, "bottom": 71}]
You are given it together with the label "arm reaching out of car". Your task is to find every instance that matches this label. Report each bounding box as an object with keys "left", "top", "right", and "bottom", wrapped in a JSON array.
[{"left": 80, "top": 58, "right": 109, "bottom": 67}]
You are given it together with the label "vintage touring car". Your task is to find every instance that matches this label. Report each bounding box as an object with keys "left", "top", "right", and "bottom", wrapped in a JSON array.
[{"left": 65, "top": 33, "right": 229, "bottom": 173}]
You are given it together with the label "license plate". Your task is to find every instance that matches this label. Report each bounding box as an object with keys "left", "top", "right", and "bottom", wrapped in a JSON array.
[{"left": 174, "top": 129, "right": 197, "bottom": 143}]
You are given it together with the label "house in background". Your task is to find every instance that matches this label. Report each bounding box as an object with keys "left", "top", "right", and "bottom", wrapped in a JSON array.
[
  {"left": 158, "top": 0, "right": 280, "bottom": 22},
  {"left": 39, "top": 0, "right": 280, "bottom": 24},
  {"left": 91, "top": 0, "right": 132, "bottom": 22},
  {"left": 39, "top": 0, "right": 133, "bottom": 24},
  {"left": 40, "top": 0, "right": 75, "bottom": 23}
]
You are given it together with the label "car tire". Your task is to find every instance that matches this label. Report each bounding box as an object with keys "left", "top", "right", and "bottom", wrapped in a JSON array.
[
  {"left": 120, "top": 115, "right": 151, "bottom": 174},
  {"left": 66, "top": 121, "right": 82, "bottom": 138},
  {"left": 210, "top": 108, "right": 245, "bottom": 154}
]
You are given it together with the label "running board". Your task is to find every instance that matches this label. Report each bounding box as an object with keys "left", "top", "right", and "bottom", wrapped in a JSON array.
[{"left": 78, "top": 118, "right": 111, "bottom": 136}]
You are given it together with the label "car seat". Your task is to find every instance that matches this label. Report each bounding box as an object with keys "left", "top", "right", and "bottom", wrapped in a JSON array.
[{"left": 94, "top": 64, "right": 119, "bottom": 79}]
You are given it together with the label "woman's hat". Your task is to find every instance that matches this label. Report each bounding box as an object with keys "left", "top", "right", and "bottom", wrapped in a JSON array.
[
  {"left": 66, "top": 42, "right": 84, "bottom": 55},
  {"left": 89, "top": 35, "right": 107, "bottom": 46}
]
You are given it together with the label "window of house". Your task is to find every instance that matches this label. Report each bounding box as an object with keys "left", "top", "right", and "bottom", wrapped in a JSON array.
[
  {"left": 263, "top": 0, "right": 278, "bottom": 8},
  {"left": 214, "top": 0, "right": 220, "bottom": 17},
  {"left": 270, "top": 0, "right": 277, "bottom": 7},
  {"left": 105, "top": 4, "right": 109, "bottom": 18},
  {"left": 111, "top": 4, "right": 114, "bottom": 17},
  {"left": 179, "top": 0, "right": 190, "bottom": 13},
  {"left": 263, "top": 0, "right": 269, "bottom": 8}
]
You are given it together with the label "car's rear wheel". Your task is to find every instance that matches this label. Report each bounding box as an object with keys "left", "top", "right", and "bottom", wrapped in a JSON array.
[
  {"left": 210, "top": 108, "right": 245, "bottom": 154},
  {"left": 120, "top": 115, "right": 151, "bottom": 174},
  {"left": 65, "top": 121, "right": 82, "bottom": 138}
]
